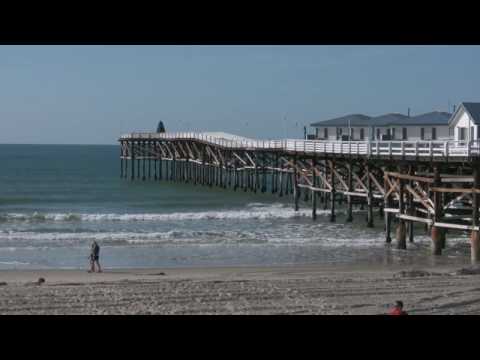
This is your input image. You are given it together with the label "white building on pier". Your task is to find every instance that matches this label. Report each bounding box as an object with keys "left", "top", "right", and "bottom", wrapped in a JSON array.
[
  {"left": 448, "top": 102, "right": 480, "bottom": 142},
  {"left": 310, "top": 111, "right": 452, "bottom": 141}
]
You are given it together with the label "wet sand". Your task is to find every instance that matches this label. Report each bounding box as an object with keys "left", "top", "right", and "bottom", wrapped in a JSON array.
[{"left": 1, "top": 264, "right": 480, "bottom": 314}]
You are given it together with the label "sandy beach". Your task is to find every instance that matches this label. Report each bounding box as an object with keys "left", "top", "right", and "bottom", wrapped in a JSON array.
[{"left": 1, "top": 264, "right": 480, "bottom": 315}]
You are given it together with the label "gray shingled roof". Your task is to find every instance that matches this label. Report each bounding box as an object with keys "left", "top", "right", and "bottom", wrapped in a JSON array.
[
  {"left": 458, "top": 102, "right": 480, "bottom": 125},
  {"left": 312, "top": 111, "right": 451, "bottom": 127},
  {"left": 396, "top": 111, "right": 451, "bottom": 126},
  {"left": 367, "top": 113, "right": 409, "bottom": 126},
  {"left": 310, "top": 114, "right": 371, "bottom": 127}
]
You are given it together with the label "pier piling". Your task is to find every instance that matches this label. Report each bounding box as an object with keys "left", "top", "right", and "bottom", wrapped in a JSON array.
[{"left": 120, "top": 132, "right": 480, "bottom": 261}]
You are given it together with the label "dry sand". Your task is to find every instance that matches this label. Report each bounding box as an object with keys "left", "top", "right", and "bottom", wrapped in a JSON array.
[{"left": 1, "top": 264, "right": 480, "bottom": 315}]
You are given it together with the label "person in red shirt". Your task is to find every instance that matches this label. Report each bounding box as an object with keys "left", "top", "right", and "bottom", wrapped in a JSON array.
[{"left": 389, "top": 301, "right": 408, "bottom": 315}]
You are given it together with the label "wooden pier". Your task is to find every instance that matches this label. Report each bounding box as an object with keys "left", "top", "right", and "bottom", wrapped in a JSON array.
[{"left": 119, "top": 132, "right": 480, "bottom": 263}]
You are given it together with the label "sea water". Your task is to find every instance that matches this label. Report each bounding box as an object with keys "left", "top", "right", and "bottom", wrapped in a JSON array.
[{"left": 0, "top": 144, "right": 472, "bottom": 269}]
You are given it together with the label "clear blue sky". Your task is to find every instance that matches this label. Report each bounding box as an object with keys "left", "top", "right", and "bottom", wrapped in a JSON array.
[{"left": 0, "top": 45, "right": 479, "bottom": 144}]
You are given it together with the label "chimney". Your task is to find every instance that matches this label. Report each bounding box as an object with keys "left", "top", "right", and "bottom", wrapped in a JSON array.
[
  {"left": 407, "top": 108, "right": 410, "bottom": 117},
  {"left": 453, "top": 104, "right": 456, "bottom": 113}
]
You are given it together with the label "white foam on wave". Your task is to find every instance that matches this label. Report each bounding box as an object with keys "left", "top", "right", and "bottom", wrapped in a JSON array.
[
  {"left": 0, "top": 261, "right": 30, "bottom": 266},
  {"left": 0, "top": 230, "right": 266, "bottom": 245},
  {"left": 0, "top": 228, "right": 469, "bottom": 250},
  {"left": 0, "top": 204, "right": 334, "bottom": 223}
]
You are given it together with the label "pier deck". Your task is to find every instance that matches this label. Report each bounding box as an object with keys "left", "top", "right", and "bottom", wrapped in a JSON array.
[{"left": 119, "top": 132, "right": 480, "bottom": 263}]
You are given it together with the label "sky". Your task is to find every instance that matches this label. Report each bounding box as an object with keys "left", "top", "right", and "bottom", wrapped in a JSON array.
[{"left": 0, "top": 45, "right": 479, "bottom": 144}]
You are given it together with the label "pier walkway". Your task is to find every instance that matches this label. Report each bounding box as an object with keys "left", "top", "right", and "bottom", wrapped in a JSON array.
[
  {"left": 121, "top": 132, "right": 480, "bottom": 160},
  {"left": 119, "top": 132, "right": 480, "bottom": 263}
]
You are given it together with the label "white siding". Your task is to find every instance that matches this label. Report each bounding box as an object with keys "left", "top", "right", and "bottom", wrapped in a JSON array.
[
  {"left": 456, "top": 111, "right": 471, "bottom": 127},
  {"left": 313, "top": 125, "right": 451, "bottom": 141},
  {"left": 316, "top": 126, "right": 371, "bottom": 140},
  {"left": 452, "top": 110, "right": 478, "bottom": 141}
]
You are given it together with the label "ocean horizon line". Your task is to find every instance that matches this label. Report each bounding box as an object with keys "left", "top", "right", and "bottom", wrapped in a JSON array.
[{"left": 0, "top": 142, "right": 118, "bottom": 146}]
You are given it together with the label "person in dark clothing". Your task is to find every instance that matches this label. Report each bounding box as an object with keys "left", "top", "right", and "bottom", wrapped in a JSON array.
[
  {"left": 389, "top": 300, "right": 408, "bottom": 315},
  {"left": 88, "top": 240, "right": 102, "bottom": 273}
]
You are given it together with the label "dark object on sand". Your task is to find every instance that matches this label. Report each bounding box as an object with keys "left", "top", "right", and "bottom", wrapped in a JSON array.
[
  {"left": 394, "top": 269, "right": 444, "bottom": 278},
  {"left": 37, "top": 278, "right": 45, "bottom": 285},
  {"left": 156, "top": 121, "right": 165, "bottom": 133},
  {"left": 455, "top": 266, "right": 480, "bottom": 275},
  {"left": 389, "top": 300, "right": 408, "bottom": 315},
  {"left": 0, "top": 282, "right": 7, "bottom": 286}
]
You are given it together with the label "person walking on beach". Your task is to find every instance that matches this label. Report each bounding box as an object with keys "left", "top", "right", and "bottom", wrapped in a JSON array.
[
  {"left": 88, "top": 240, "right": 102, "bottom": 273},
  {"left": 389, "top": 300, "right": 408, "bottom": 315}
]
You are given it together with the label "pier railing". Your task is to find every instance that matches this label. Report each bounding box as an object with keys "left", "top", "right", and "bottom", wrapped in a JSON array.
[{"left": 119, "top": 132, "right": 480, "bottom": 159}]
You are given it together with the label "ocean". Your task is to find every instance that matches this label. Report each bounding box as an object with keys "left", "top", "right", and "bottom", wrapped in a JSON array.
[{"left": 0, "top": 144, "right": 472, "bottom": 270}]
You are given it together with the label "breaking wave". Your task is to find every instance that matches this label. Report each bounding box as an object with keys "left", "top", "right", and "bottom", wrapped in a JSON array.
[
  {"left": 0, "top": 230, "right": 269, "bottom": 246},
  {"left": 0, "top": 204, "right": 337, "bottom": 223},
  {"left": 0, "top": 229, "right": 393, "bottom": 247}
]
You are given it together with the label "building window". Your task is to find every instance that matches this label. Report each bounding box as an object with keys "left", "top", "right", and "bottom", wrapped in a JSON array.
[
  {"left": 324, "top": 128, "right": 328, "bottom": 139},
  {"left": 386, "top": 129, "right": 391, "bottom": 139},
  {"left": 421, "top": 128, "right": 425, "bottom": 140},
  {"left": 360, "top": 128, "right": 364, "bottom": 140},
  {"left": 432, "top": 127, "right": 436, "bottom": 140},
  {"left": 376, "top": 128, "right": 380, "bottom": 140},
  {"left": 336, "top": 127, "right": 342, "bottom": 140},
  {"left": 471, "top": 127, "right": 474, "bottom": 141},
  {"left": 402, "top": 127, "right": 407, "bottom": 140},
  {"left": 350, "top": 128, "right": 354, "bottom": 140},
  {"left": 459, "top": 127, "right": 466, "bottom": 141},
  {"left": 392, "top": 128, "right": 396, "bottom": 140}
]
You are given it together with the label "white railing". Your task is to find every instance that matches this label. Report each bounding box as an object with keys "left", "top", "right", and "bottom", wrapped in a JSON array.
[{"left": 119, "top": 132, "right": 480, "bottom": 158}]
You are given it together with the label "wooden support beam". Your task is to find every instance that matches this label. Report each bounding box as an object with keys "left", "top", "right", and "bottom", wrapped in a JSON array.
[
  {"left": 397, "top": 214, "right": 433, "bottom": 225},
  {"left": 346, "top": 162, "right": 353, "bottom": 223},
  {"left": 205, "top": 146, "right": 220, "bottom": 166},
  {"left": 352, "top": 172, "right": 369, "bottom": 193},
  {"left": 472, "top": 164, "right": 480, "bottom": 263},
  {"left": 441, "top": 177, "right": 475, "bottom": 183},
  {"left": 332, "top": 167, "right": 349, "bottom": 192},
  {"left": 384, "top": 171, "right": 434, "bottom": 184},
  {"left": 130, "top": 142, "right": 135, "bottom": 180},
  {"left": 384, "top": 175, "right": 399, "bottom": 199},
  {"left": 405, "top": 185, "right": 435, "bottom": 215},
  {"left": 431, "top": 187, "right": 480, "bottom": 193},
  {"left": 396, "top": 168, "right": 407, "bottom": 250},
  {"left": 124, "top": 143, "right": 129, "bottom": 179},
  {"left": 431, "top": 166, "right": 443, "bottom": 255},
  {"left": 431, "top": 225, "right": 443, "bottom": 255},
  {"left": 384, "top": 166, "right": 392, "bottom": 243},
  {"left": 434, "top": 222, "right": 479, "bottom": 231},
  {"left": 312, "top": 157, "right": 317, "bottom": 220},
  {"left": 330, "top": 160, "right": 336, "bottom": 222},
  {"left": 369, "top": 172, "right": 385, "bottom": 195},
  {"left": 137, "top": 143, "right": 142, "bottom": 180},
  {"left": 407, "top": 166, "right": 414, "bottom": 243},
  {"left": 366, "top": 164, "right": 374, "bottom": 228},
  {"left": 298, "top": 184, "right": 332, "bottom": 193},
  {"left": 244, "top": 152, "right": 256, "bottom": 167},
  {"left": 293, "top": 156, "right": 299, "bottom": 211},
  {"left": 342, "top": 191, "right": 367, "bottom": 197}
]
